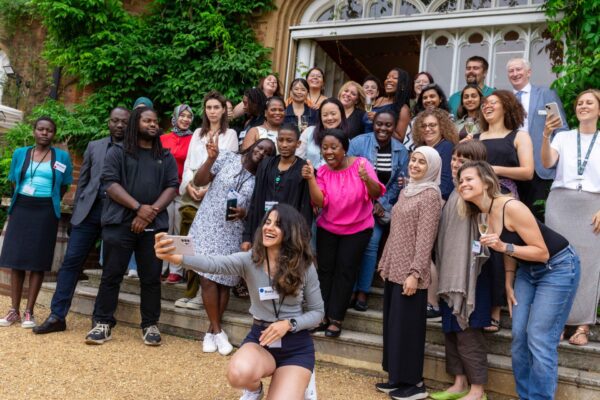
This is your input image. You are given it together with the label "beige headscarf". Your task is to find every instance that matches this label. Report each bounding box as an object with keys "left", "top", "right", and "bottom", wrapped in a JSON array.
[{"left": 403, "top": 145, "right": 442, "bottom": 198}]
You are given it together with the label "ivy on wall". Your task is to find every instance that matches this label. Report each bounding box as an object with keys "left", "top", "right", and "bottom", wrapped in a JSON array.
[
  {"left": 544, "top": 0, "right": 600, "bottom": 126},
  {"left": 0, "top": 0, "right": 275, "bottom": 225}
]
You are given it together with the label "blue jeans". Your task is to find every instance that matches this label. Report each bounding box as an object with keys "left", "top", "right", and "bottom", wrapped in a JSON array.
[
  {"left": 354, "top": 221, "right": 384, "bottom": 293},
  {"left": 511, "top": 246, "right": 580, "bottom": 400},
  {"left": 50, "top": 200, "right": 103, "bottom": 321}
]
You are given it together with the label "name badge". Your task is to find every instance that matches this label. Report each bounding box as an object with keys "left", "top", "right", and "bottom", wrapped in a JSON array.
[
  {"left": 258, "top": 286, "right": 279, "bottom": 301},
  {"left": 53, "top": 161, "right": 67, "bottom": 173},
  {"left": 264, "top": 201, "right": 278, "bottom": 212},
  {"left": 472, "top": 240, "right": 482, "bottom": 255},
  {"left": 22, "top": 184, "right": 36, "bottom": 196},
  {"left": 267, "top": 338, "right": 282, "bottom": 349}
]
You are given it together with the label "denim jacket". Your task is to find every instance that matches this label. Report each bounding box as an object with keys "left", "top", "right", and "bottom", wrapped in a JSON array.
[{"left": 348, "top": 133, "right": 409, "bottom": 211}]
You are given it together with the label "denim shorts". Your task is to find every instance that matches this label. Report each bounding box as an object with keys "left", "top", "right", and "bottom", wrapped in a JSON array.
[{"left": 242, "top": 323, "right": 315, "bottom": 372}]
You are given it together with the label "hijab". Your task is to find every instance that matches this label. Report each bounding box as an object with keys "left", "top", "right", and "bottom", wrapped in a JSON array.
[
  {"left": 404, "top": 145, "right": 442, "bottom": 198},
  {"left": 133, "top": 96, "right": 153, "bottom": 109},
  {"left": 171, "top": 104, "right": 194, "bottom": 137}
]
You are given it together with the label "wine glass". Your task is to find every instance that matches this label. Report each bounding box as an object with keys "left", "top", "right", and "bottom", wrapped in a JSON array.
[
  {"left": 477, "top": 213, "right": 490, "bottom": 256},
  {"left": 465, "top": 117, "right": 476, "bottom": 136},
  {"left": 365, "top": 97, "right": 373, "bottom": 113},
  {"left": 300, "top": 115, "right": 309, "bottom": 132}
]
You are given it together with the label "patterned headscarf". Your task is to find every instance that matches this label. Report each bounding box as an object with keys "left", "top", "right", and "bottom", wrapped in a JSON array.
[{"left": 171, "top": 104, "right": 194, "bottom": 137}]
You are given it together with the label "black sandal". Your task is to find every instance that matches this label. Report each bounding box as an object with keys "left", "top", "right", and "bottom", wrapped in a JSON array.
[
  {"left": 325, "top": 320, "right": 342, "bottom": 338},
  {"left": 312, "top": 319, "right": 329, "bottom": 333}
]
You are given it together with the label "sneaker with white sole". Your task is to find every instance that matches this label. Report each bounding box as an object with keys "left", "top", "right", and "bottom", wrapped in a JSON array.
[
  {"left": 174, "top": 297, "right": 191, "bottom": 308},
  {"left": 202, "top": 332, "right": 217, "bottom": 353},
  {"left": 214, "top": 330, "right": 233, "bottom": 356},
  {"left": 142, "top": 325, "right": 162, "bottom": 346},
  {"left": 240, "top": 382, "right": 263, "bottom": 400},
  {"left": 85, "top": 323, "right": 112, "bottom": 345},
  {"left": 0, "top": 308, "right": 20, "bottom": 327},
  {"left": 127, "top": 269, "right": 139, "bottom": 279},
  {"left": 186, "top": 296, "right": 202, "bottom": 310},
  {"left": 21, "top": 310, "right": 36, "bottom": 329}
]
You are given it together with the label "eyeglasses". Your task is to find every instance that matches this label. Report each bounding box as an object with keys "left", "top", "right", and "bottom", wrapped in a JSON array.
[
  {"left": 481, "top": 100, "right": 500, "bottom": 109},
  {"left": 420, "top": 123, "right": 438, "bottom": 130}
]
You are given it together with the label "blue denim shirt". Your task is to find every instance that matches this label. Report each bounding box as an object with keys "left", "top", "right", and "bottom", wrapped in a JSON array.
[{"left": 348, "top": 133, "right": 409, "bottom": 211}]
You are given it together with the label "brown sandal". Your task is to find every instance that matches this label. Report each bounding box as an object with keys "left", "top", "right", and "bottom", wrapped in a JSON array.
[{"left": 569, "top": 327, "right": 590, "bottom": 346}]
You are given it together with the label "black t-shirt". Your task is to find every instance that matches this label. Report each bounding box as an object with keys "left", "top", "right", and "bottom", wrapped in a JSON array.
[
  {"left": 346, "top": 109, "right": 367, "bottom": 139},
  {"left": 101, "top": 145, "right": 179, "bottom": 229}
]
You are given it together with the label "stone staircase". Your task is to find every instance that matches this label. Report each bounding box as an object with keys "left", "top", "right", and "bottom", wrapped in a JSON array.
[{"left": 37, "top": 270, "right": 600, "bottom": 399}]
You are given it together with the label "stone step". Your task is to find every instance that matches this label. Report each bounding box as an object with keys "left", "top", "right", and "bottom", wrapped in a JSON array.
[
  {"left": 37, "top": 281, "right": 600, "bottom": 400},
  {"left": 82, "top": 270, "right": 600, "bottom": 372}
]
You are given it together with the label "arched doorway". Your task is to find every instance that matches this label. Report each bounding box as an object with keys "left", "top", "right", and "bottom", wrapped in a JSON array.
[{"left": 287, "top": 0, "right": 556, "bottom": 97}]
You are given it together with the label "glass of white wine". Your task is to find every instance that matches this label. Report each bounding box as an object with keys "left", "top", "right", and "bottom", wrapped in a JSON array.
[
  {"left": 478, "top": 213, "right": 490, "bottom": 256},
  {"left": 300, "top": 115, "right": 309, "bottom": 132},
  {"left": 365, "top": 97, "right": 373, "bottom": 113},
  {"left": 465, "top": 117, "right": 476, "bottom": 136}
]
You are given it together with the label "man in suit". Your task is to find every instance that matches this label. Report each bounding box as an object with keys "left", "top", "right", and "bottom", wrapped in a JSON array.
[
  {"left": 33, "top": 107, "right": 130, "bottom": 334},
  {"left": 507, "top": 57, "right": 569, "bottom": 221}
]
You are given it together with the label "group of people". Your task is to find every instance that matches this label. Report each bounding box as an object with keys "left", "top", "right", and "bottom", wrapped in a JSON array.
[{"left": 0, "top": 54, "right": 598, "bottom": 400}]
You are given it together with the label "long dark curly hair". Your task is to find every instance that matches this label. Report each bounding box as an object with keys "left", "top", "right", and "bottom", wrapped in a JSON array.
[{"left": 251, "top": 204, "right": 313, "bottom": 296}]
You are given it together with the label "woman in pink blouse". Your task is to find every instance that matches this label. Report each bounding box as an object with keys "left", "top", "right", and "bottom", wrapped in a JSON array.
[
  {"left": 302, "top": 128, "right": 385, "bottom": 337},
  {"left": 375, "top": 146, "right": 442, "bottom": 400}
]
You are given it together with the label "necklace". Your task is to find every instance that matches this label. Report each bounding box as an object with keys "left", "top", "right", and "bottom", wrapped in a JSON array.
[{"left": 576, "top": 128, "right": 599, "bottom": 191}]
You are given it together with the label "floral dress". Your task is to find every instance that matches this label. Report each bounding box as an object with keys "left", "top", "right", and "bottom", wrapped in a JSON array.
[{"left": 188, "top": 151, "right": 255, "bottom": 286}]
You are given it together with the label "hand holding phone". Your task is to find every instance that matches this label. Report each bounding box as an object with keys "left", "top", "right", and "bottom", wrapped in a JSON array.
[{"left": 544, "top": 102, "right": 564, "bottom": 128}]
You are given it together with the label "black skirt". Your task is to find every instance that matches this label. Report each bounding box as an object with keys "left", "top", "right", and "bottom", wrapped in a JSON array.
[{"left": 0, "top": 195, "right": 59, "bottom": 272}]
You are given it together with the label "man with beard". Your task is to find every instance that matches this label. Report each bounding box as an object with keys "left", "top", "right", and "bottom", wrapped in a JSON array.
[
  {"left": 33, "top": 107, "right": 130, "bottom": 334},
  {"left": 448, "top": 56, "right": 495, "bottom": 117},
  {"left": 85, "top": 107, "right": 178, "bottom": 346}
]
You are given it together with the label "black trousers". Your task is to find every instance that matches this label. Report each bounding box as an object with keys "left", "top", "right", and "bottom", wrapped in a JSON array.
[
  {"left": 517, "top": 173, "right": 552, "bottom": 222},
  {"left": 316, "top": 227, "right": 372, "bottom": 321},
  {"left": 92, "top": 224, "right": 164, "bottom": 329},
  {"left": 382, "top": 281, "right": 427, "bottom": 385}
]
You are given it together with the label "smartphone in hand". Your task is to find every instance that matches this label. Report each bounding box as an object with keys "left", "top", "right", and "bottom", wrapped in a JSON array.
[{"left": 545, "top": 102, "right": 564, "bottom": 127}]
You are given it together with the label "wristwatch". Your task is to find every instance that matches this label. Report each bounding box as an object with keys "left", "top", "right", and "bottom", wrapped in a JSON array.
[
  {"left": 288, "top": 318, "right": 298, "bottom": 333},
  {"left": 505, "top": 243, "right": 515, "bottom": 257},
  {"left": 133, "top": 203, "right": 142, "bottom": 212}
]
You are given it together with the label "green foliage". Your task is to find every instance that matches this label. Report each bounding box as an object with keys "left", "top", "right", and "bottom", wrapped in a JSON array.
[
  {"left": 544, "top": 0, "right": 600, "bottom": 126},
  {"left": 0, "top": 0, "right": 35, "bottom": 36}
]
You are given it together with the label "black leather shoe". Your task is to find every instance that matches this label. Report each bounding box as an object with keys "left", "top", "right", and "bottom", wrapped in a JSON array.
[{"left": 32, "top": 316, "right": 66, "bottom": 334}]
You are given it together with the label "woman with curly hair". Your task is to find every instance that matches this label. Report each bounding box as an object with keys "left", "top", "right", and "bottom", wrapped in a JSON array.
[
  {"left": 412, "top": 108, "right": 458, "bottom": 200},
  {"left": 475, "top": 89, "right": 534, "bottom": 332},
  {"left": 414, "top": 83, "right": 451, "bottom": 115},
  {"left": 154, "top": 204, "right": 324, "bottom": 400},
  {"left": 338, "top": 80, "right": 367, "bottom": 138}
]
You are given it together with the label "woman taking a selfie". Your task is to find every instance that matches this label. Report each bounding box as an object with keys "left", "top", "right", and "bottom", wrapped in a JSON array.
[{"left": 155, "top": 204, "right": 324, "bottom": 400}]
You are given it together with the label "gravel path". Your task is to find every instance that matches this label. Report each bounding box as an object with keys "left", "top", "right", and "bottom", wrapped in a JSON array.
[{"left": 0, "top": 295, "right": 387, "bottom": 400}]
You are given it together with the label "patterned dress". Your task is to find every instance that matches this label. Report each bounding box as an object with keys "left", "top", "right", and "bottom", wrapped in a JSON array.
[{"left": 188, "top": 151, "right": 255, "bottom": 286}]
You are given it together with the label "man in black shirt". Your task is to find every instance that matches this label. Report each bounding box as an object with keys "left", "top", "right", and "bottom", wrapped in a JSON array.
[
  {"left": 86, "top": 107, "right": 178, "bottom": 346},
  {"left": 33, "top": 107, "right": 130, "bottom": 335}
]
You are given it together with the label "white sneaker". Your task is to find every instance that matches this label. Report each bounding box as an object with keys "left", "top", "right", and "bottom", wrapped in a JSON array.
[
  {"left": 127, "top": 269, "right": 138, "bottom": 279},
  {"left": 186, "top": 296, "right": 202, "bottom": 310},
  {"left": 202, "top": 332, "right": 217, "bottom": 353},
  {"left": 214, "top": 330, "right": 233, "bottom": 356},
  {"left": 21, "top": 311, "right": 36, "bottom": 329},
  {"left": 240, "top": 383, "right": 263, "bottom": 400},
  {"left": 305, "top": 370, "right": 318, "bottom": 400},
  {"left": 174, "top": 298, "right": 190, "bottom": 308}
]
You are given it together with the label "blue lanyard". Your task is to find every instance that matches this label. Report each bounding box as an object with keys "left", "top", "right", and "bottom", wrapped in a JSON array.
[{"left": 577, "top": 129, "right": 598, "bottom": 176}]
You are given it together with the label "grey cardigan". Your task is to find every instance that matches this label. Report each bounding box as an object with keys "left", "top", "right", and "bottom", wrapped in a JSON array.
[{"left": 182, "top": 251, "right": 324, "bottom": 332}]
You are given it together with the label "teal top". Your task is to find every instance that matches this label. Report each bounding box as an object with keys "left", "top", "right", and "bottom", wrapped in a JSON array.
[
  {"left": 18, "top": 161, "right": 53, "bottom": 197},
  {"left": 8, "top": 146, "right": 73, "bottom": 218},
  {"left": 448, "top": 85, "right": 495, "bottom": 117}
]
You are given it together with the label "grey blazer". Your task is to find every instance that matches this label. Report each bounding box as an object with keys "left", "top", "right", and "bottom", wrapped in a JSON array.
[
  {"left": 527, "top": 85, "right": 569, "bottom": 180},
  {"left": 71, "top": 137, "right": 112, "bottom": 226}
]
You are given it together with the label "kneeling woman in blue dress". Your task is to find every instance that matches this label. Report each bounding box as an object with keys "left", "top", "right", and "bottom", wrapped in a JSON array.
[{"left": 154, "top": 203, "right": 324, "bottom": 400}]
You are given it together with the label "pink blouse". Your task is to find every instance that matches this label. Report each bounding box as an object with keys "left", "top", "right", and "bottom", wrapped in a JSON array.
[{"left": 316, "top": 157, "right": 385, "bottom": 235}]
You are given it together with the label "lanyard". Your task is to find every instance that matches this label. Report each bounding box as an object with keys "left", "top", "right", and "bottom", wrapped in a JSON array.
[
  {"left": 234, "top": 165, "right": 252, "bottom": 193},
  {"left": 266, "top": 255, "right": 285, "bottom": 320},
  {"left": 577, "top": 129, "right": 598, "bottom": 176},
  {"left": 29, "top": 147, "right": 51, "bottom": 181}
]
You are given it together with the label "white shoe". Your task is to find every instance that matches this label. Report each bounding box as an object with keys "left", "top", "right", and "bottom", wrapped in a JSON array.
[
  {"left": 186, "top": 296, "right": 202, "bottom": 310},
  {"left": 174, "top": 298, "right": 191, "bottom": 308},
  {"left": 305, "top": 370, "right": 318, "bottom": 400},
  {"left": 202, "top": 332, "right": 217, "bottom": 353},
  {"left": 214, "top": 330, "right": 233, "bottom": 356},
  {"left": 21, "top": 311, "right": 36, "bottom": 329},
  {"left": 240, "top": 383, "right": 263, "bottom": 400},
  {"left": 127, "top": 269, "right": 138, "bottom": 279}
]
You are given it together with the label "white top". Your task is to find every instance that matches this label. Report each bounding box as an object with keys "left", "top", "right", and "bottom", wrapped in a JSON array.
[
  {"left": 296, "top": 126, "right": 325, "bottom": 168},
  {"left": 514, "top": 83, "right": 531, "bottom": 132},
  {"left": 179, "top": 128, "right": 239, "bottom": 195},
  {"left": 551, "top": 129, "right": 600, "bottom": 193}
]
